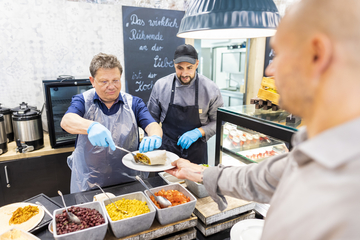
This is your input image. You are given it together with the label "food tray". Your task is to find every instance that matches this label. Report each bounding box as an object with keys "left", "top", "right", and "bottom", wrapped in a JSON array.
[
  {"left": 158, "top": 172, "right": 185, "bottom": 185},
  {"left": 24, "top": 193, "right": 62, "bottom": 234}
]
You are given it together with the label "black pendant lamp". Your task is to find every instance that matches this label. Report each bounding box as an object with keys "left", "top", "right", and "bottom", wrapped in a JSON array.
[{"left": 177, "top": 0, "right": 281, "bottom": 39}]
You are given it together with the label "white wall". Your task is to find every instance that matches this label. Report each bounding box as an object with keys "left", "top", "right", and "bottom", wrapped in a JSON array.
[{"left": 0, "top": 0, "right": 187, "bottom": 110}]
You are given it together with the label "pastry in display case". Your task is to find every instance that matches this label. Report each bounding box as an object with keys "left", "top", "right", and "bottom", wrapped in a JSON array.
[{"left": 215, "top": 105, "right": 302, "bottom": 165}]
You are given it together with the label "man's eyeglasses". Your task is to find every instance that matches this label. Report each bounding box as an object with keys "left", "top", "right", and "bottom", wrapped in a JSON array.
[{"left": 96, "top": 79, "right": 120, "bottom": 87}]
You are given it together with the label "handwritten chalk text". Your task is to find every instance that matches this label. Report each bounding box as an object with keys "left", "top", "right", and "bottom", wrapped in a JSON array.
[
  {"left": 130, "top": 14, "right": 145, "bottom": 26},
  {"left": 135, "top": 80, "right": 154, "bottom": 92},
  {"left": 129, "top": 29, "right": 164, "bottom": 41},
  {"left": 154, "top": 55, "right": 173, "bottom": 68},
  {"left": 148, "top": 17, "right": 179, "bottom": 28}
]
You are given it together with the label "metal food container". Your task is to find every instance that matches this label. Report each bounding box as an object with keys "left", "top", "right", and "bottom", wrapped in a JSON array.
[
  {"left": 101, "top": 191, "right": 156, "bottom": 238},
  {"left": 185, "top": 179, "right": 209, "bottom": 198},
  {"left": 144, "top": 183, "right": 197, "bottom": 225},
  {"left": 52, "top": 201, "right": 108, "bottom": 240}
]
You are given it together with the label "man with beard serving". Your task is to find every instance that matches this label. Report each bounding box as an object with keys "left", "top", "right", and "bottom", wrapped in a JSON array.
[{"left": 147, "top": 44, "right": 223, "bottom": 164}]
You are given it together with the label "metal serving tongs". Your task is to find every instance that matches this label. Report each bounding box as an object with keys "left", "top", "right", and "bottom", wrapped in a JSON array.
[{"left": 115, "top": 145, "right": 150, "bottom": 165}]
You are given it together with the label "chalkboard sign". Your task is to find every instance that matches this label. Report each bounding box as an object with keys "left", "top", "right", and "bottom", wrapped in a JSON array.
[
  {"left": 263, "top": 37, "right": 275, "bottom": 76},
  {"left": 122, "top": 6, "right": 185, "bottom": 103}
]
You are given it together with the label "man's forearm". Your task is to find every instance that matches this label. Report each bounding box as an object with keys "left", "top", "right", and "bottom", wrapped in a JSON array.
[
  {"left": 145, "top": 122, "right": 163, "bottom": 137},
  {"left": 60, "top": 113, "right": 93, "bottom": 135}
]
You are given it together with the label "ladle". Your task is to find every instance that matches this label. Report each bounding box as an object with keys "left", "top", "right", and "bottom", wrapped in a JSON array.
[
  {"left": 57, "top": 190, "right": 81, "bottom": 224},
  {"left": 135, "top": 175, "right": 172, "bottom": 208}
]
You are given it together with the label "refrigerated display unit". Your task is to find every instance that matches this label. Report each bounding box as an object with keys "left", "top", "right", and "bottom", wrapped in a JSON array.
[
  {"left": 43, "top": 78, "right": 93, "bottom": 148},
  {"left": 215, "top": 105, "right": 302, "bottom": 166}
]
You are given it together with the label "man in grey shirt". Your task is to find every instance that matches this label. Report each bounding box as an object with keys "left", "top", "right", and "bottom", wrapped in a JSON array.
[
  {"left": 166, "top": 0, "right": 360, "bottom": 239},
  {"left": 147, "top": 44, "right": 223, "bottom": 164}
]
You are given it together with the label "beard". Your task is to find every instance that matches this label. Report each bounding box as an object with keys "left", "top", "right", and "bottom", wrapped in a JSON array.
[{"left": 178, "top": 75, "right": 195, "bottom": 85}]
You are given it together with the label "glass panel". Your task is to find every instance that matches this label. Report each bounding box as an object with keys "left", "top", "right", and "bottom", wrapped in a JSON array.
[
  {"left": 219, "top": 105, "right": 302, "bottom": 131},
  {"left": 50, "top": 85, "right": 93, "bottom": 144},
  {"left": 222, "top": 122, "right": 289, "bottom": 164}
]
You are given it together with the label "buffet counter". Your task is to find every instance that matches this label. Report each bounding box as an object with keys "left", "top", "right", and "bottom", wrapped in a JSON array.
[
  {"left": 0, "top": 132, "right": 74, "bottom": 162},
  {"left": 34, "top": 176, "right": 234, "bottom": 240}
]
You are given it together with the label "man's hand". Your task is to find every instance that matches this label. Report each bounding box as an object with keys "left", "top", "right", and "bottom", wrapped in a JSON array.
[
  {"left": 165, "top": 158, "right": 207, "bottom": 183},
  {"left": 87, "top": 122, "right": 116, "bottom": 151},
  {"left": 139, "top": 135, "right": 162, "bottom": 153},
  {"left": 177, "top": 128, "right": 202, "bottom": 149}
]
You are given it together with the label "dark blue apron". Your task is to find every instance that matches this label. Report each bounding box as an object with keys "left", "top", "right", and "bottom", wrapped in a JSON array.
[{"left": 160, "top": 75, "right": 207, "bottom": 164}]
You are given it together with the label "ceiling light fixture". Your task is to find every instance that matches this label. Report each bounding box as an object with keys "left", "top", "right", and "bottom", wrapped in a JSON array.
[{"left": 177, "top": 0, "right": 281, "bottom": 39}]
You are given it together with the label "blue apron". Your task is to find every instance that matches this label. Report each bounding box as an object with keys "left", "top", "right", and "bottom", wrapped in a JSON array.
[{"left": 67, "top": 89, "right": 145, "bottom": 193}]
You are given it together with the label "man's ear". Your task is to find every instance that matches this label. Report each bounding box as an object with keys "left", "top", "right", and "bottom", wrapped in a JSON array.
[
  {"left": 311, "top": 34, "right": 332, "bottom": 78},
  {"left": 195, "top": 60, "right": 199, "bottom": 69},
  {"left": 89, "top": 76, "right": 95, "bottom": 87}
]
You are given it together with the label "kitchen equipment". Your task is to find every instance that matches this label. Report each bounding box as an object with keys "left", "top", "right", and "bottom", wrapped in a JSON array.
[
  {"left": 0, "top": 114, "right": 8, "bottom": 154},
  {"left": 42, "top": 78, "right": 92, "bottom": 148},
  {"left": 185, "top": 179, "right": 209, "bottom": 198},
  {"left": 135, "top": 175, "right": 172, "bottom": 208},
  {"left": 57, "top": 190, "right": 81, "bottom": 224},
  {"left": 144, "top": 183, "right": 197, "bottom": 225},
  {"left": 94, "top": 183, "right": 127, "bottom": 215},
  {"left": 52, "top": 201, "right": 108, "bottom": 240},
  {"left": 0, "top": 103, "right": 14, "bottom": 142},
  {"left": 12, "top": 102, "right": 44, "bottom": 152},
  {"left": 102, "top": 191, "right": 156, "bottom": 238}
]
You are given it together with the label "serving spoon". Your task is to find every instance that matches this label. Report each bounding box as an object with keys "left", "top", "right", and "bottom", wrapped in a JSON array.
[
  {"left": 58, "top": 190, "right": 81, "bottom": 224},
  {"left": 94, "top": 183, "right": 128, "bottom": 215},
  {"left": 135, "top": 175, "right": 172, "bottom": 208},
  {"left": 115, "top": 145, "right": 150, "bottom": 165}
]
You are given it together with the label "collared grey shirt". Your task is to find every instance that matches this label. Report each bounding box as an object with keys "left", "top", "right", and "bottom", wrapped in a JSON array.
[
  {"left": 147, "top": 73, "right": 223, "bottom": 141},
  {"left": 204, "top": 117, "right": 360, "bottom": 240}
]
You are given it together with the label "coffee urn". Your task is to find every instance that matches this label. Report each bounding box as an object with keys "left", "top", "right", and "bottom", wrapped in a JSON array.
[
  {"left": 0, "top": 114, "right": 8, "bottom": 154},
  {"left": 0, "top": 103, "right": 14, "bottom": 142},
  {"left": 12, "top": 102, "right": 44, "bottom": 152}
]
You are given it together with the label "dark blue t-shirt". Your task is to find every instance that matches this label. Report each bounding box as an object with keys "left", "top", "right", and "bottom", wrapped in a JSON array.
[{"left": 65, "top": 91, "right": 155, "bottom": 146}]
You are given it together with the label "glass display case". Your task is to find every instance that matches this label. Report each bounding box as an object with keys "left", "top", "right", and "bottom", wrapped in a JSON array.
[
  {"left": 215, "top": 105, "right": 302, "bottom": 165},
  {"left": 43, "top": 79, "right": 93, "bottom": 148}
]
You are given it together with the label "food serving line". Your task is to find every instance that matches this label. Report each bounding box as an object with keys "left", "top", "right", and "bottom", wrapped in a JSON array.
[
  {"left": 30, "top": 176, "right": 220, "bottom": 240},
  {"left": 1, "top": 141, "right": 258, "bottom": 240}
]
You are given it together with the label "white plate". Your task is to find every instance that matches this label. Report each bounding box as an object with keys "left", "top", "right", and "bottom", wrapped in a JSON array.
[
  {"left": 0, "top": 202, "right": 45, "bottom": 233},
  {"left": 122, "top": 150, "right": 179, "bottom": 172},
  {"left": 230, "top": 219, "right": 265, "bottom": 240}
]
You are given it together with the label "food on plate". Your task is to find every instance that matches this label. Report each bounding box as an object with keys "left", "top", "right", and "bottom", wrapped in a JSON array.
[
  {"left": 150, "top": 189, "right": 190, "bottom": 209},
  {"left": 55, "top": 206, "right": 105, "bottom": 235},
  {"left": 105, "top": 198, "right": 150, "bottom": 221},
  {"left": 0, "top": 228, "right": 29, "bottom": 240},
  {"left": 136, "top": 150, "right": 166, "bottom": 165},
  {"left": 9, "top": 205, "right": 39, "bottom": 225}
]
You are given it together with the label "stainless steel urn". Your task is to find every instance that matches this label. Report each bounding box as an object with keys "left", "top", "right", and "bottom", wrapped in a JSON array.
[
  {"left": 0, "top": 114, "right": 8, "bottom": 154},
  {"left": 0, "top": 104, "right": 14, "bottom": 142},
  {"left": 12, "top": 103, "right": 44, "bottom": 151}
]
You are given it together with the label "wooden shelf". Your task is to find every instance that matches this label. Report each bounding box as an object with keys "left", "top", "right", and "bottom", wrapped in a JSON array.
[{"left": 0, "top": 132, "right": 74, "bottom": 162}]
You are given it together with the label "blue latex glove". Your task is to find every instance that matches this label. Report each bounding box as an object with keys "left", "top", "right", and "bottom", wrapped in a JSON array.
[
  {"left": 87, "top": 122, "right": 116, "bottom": 151},
  {"left": 139, "top": 135, "right": 162, "bottom": 153},
  {"left": 177, "top": 128, "right": 202, "bottom": 150}
]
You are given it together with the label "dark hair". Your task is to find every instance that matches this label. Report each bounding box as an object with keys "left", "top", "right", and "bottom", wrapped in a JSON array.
[{"left": 89, "top": 52, "right": 123, "bottom": 77}]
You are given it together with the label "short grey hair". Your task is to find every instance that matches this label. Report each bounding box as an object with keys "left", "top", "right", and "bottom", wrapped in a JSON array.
[{"left": 89, "top": 52, "right": 123, "bottom": 77}]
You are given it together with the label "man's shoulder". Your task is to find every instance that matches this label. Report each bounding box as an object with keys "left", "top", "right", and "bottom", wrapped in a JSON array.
[{"left": 154, "top": 73, "right": 176, "bottom": 86}]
